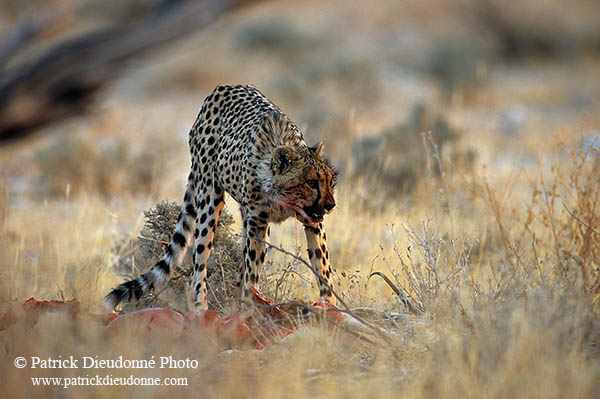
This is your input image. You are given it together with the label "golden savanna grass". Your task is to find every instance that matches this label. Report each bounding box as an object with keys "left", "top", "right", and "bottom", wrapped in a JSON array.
[{"left": 2, "top": 0, "right": 600, "bottom": 397}]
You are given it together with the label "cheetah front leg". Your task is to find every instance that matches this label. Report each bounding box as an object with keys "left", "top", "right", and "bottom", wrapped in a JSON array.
[
  {"left": 187, "top": 183, "right": 225, "bottom": 313},
  {"left": 304, "top": 223, "right": 336, "bottom": 305},
  {"left": 239, "top": 209, "right": 270, "bottom": 301}
]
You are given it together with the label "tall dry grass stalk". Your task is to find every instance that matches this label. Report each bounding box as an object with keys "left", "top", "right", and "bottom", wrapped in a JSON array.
[{"left": 1, "top": 151, "right": 599, "bottom": 397}]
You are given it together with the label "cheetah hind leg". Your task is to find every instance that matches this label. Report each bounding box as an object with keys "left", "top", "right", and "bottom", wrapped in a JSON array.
[
  {"left": 237, "top": 208, "right": 270, "bottom": 301},
  {"left": 186, "top": 183, "right": 225, "bottom": 313}
]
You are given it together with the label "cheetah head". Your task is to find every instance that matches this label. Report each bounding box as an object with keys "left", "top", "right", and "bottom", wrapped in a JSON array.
[{"left": 271, "top": 142, "right": 337, "bottom": 225}]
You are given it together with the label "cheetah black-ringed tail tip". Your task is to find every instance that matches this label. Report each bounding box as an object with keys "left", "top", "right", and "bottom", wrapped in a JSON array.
[{"left": 105, "top": 84, "right": 338, "bottom": 313}]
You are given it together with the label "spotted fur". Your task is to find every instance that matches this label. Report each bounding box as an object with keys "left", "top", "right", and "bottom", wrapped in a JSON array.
[{"left": 106, "top": 84, "right": 338, "bottom": 312}]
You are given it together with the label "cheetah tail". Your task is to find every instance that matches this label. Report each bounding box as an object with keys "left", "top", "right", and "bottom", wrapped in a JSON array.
[
  {"left": 105, "top": 176, "right": 197, "bottom": 311},
  {"left": 104, "top": 253, "right": 188, "bottom": 310},
  {"left": 104, "top": 224, "right": 193, "bottom": 310},
  {"left": 104, "top": 273, "right": 155, "bottom": 311}
]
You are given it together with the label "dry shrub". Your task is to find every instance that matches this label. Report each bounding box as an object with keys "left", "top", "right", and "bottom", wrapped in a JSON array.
[
  {"left": 111, "top": 201, "right": 242, "bottom": 313},
  {"left": 485, "top": 147, "right": 600, "bottom": 301},
  {"left": 351, "top": 103, "right": 475, "bottom": 198},
  {"left": 425, "top": 38, "right": 489, "bottom": 102},
  {"left": 335, "top": 146, "right": 600, "bottom": 396},
  {"left": 370, "top": 143, "right": 600, "bottom": 314}
]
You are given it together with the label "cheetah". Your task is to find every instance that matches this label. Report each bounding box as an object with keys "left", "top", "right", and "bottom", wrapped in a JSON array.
[{"left": 106, "top": 84, "right": 338, "bottom": 313}]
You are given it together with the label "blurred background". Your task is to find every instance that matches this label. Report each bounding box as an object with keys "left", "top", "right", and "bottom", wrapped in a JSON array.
[
  {"left": 2, "top": 0, "right": 599, "bottom": 199},
  {"left": 1, "top": 1, "right": 600, "bottom": 396}
]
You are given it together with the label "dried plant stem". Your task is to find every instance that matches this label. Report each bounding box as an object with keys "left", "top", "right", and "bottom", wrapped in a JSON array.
[
  {"left": 368, "top": 271, "right": 421, "bottom": 315},
  {"left": 257, "top": 238, "right": 398, "bottom": 347}
]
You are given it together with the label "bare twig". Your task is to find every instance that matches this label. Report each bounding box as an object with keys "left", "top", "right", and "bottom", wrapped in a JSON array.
[
  {"left": 256, "top": 238, "right": 398, "bottom": 347},
  {"left": 562, "top": 202, "right": 600, "bottom": 238},
  {"left": 368, "top": 271, "right": 422, "bottom": 315}
]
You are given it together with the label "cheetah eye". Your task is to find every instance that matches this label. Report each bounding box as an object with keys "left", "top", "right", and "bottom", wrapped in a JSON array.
[{"left": 307, "top": 179, "right": 319, "bottom": 189}]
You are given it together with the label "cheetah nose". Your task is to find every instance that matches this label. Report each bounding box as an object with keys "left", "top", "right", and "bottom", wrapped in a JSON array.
[{"left": 324, "top": 202, "right": 335, "bottom": 213}]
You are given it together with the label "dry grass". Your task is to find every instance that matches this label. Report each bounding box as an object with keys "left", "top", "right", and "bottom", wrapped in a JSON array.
[
  {"left": 2, "top": 134, "right": 599, "bottom": 398},
  {"left": 2, "top": 0, "right": 600, "bottom": 397}
]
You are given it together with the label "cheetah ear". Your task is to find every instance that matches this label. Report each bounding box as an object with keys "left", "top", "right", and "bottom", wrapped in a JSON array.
[
  {"left": 309, "top": 141, "right": 324, "bottom": 157},
  {"left": 272, "top": 146, "right": 297, "bottom": 175}
]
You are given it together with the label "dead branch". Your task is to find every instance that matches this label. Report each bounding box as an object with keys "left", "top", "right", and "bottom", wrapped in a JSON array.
[{"left": 0, "top": 0, "right": 261, "bottom": 143}]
